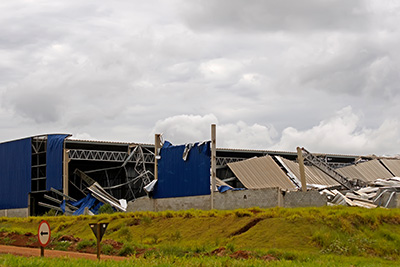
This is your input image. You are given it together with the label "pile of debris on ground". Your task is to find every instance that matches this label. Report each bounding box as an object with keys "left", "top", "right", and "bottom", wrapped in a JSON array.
[{"left": 321, "top": 177, "right": 400, "bottom": 209}]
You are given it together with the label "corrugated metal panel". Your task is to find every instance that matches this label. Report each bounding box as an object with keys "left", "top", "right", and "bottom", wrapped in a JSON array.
[
  {"left": 0, "top": 138, "right": 31, "bottom": 209},
  {"left": 336, "top": 165, "right": 363, "bottom": 181},
  {"left": 153, "top": 141, "right": 211, "bottom": 198},
  {"left": 216, "top": 178, "right": 230, "bottom": 187},
  {"left": 227, "top": 156, "right": 296, "bottom": 190},
  {"left": 337, "top": 159, "right": 393, "bottom": 182},
  {"left": 307, "top": 166, "right": 340, "bottom": 186},
  {"left": 279, "top": 157, "right": 339, "bottom": 186},
  {"left": 380, "top": 159, "right": 400, "bottom": 176},
  {"left": 47, "top": 134, "right": 69, "bottom": 190}
]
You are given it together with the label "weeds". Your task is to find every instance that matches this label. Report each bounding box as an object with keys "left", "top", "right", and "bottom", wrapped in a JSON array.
[
  {"left": 54, "top": 241, "right": 71, "bottom": 251},
  {"left": 167, "top": 230, "right": 182, "bottom": 242},
  {"left": 2, "top": 237, "right": 14, "bottom": 245},
  {"left": 101, "top": 244, "right": 114, "bottom": 255},
  {"left": 76, "top": 240, "right": 96, "bottom": 250},
  {"left": 118, "top": 243, "right": 135, "bottom": 256},
  {"left": 118, "top": 226, "right": 132, "bottom": 242},
  {"left": 234, "top": 209, "right": 252, "bottom": 217},
  {"left": 98, "top": 204, "right": 115, "bottom": 214}
]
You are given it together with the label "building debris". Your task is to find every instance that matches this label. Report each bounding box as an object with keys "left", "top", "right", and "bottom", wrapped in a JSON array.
[{"left": 321, "top": 177, "right": 400, "bottom": 209}]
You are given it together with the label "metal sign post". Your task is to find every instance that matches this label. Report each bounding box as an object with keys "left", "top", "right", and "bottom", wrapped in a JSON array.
[
  {"left": 89, "top": 223, "right": 109, "bottom": 260},
  {"left": 38, "top": 220, "right": 51, "bottom": 257}
]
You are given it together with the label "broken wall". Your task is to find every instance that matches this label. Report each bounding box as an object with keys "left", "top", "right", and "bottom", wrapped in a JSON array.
[
  {"left": 283, "top": 191, "right": 327, "bottom": 208},
  {"left": 127, "top": 188, "right": 326, "bottom": 212}
]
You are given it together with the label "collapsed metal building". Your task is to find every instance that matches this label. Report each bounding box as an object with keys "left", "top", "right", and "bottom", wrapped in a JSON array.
[{"left": 1, "top": 133, "right": 399, "bottom": 217}]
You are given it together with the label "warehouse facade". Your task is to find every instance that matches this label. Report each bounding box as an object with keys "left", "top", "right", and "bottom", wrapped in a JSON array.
[{"left": 0, "top": 133, "right": 385, "bottom": 217}]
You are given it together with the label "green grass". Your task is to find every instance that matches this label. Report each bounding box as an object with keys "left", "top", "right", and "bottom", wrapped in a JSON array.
[
  {"left": 1, "top": 252, "right": 399, "bottom": 266},
  {"left": 2, "top": 206, "right": 400, "bottom": 263}
]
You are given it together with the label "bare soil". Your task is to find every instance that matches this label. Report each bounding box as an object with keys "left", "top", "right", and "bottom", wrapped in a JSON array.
[{"left": 0, "top": 244, "right": 126, "bottom": 261}]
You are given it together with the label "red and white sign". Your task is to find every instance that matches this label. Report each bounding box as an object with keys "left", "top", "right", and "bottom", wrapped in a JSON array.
[{"left": 38, "top": 220, "right": 51, "bottom": 247}]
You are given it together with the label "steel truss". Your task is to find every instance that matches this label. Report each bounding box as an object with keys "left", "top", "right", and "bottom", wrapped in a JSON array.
[
  {"left": 69, "top": 145, "right": 154, "bottom": 201},
  {"left": 68, "top": 148, "right": 155, "bottom": 163}
]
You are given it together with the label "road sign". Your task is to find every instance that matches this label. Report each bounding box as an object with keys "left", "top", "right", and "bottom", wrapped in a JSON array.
[
  {"left": 89, "top": 223, "right": 109, "bottom": 260},
  {"left": 38, "top": 220, "right": 51, "bottom": 247},
  {"left": 89, "top": 223, "right": 108, "bottom": 241}
]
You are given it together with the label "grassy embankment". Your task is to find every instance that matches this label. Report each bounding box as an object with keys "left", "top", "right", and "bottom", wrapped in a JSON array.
[{"left": 1, "top": 206, "right": 400, "bottom": 266}]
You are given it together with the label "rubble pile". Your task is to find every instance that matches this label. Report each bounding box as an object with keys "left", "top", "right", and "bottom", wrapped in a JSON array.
[{"left": 321, "top": 177, "right": 400, "bottom": 209}]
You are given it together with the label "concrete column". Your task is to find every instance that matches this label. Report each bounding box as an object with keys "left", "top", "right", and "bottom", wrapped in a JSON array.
[
  {"left": 154, "top": 134, "right": 162, "bottom": 180},
  {"left": 297, "top": 147, "right": 307, "bottom": 192},
  {"left": 211, "top": 124, "right": 216, "bottom": 209}
]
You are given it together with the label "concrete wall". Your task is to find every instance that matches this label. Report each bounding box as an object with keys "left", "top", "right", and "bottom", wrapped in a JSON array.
[
  {"left": 127, "top": 188, "right": 326, "bottom": 212},
  {"left": 214, "top": 188, "right": 282, "bottom": 210},
  {"left": 0, "top": 208, "right": 29, "bottom": 218},
  {"left": 283, "top": 191, "right": 327, "bottom": 208}
]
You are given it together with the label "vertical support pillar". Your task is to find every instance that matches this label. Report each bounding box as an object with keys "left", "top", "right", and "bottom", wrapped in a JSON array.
[
  {"left": 211, "top": 124, "right": 217, "bottom": 209},
  {"left": 297, "top": 147, "right": 307, "bottom": 192},
  {"left": 63, "top": 146, "right": 70, "bottom": 197},
  {"left": 154, "top": 134, "right": 162, "bottom": 180}
]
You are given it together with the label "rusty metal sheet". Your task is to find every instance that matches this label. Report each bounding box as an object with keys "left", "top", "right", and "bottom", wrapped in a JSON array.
[{"left": 227, "top": 156, "right": 296, "bottom": 190}]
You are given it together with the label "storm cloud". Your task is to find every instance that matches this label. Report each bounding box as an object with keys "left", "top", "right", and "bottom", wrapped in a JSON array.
[{"left": 1, "top": 0, "right": 399, "bottom": 155}]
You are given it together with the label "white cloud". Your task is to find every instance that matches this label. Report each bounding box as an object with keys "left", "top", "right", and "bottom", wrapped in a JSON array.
[
  {"left": 152, "top": 114, "right": 277, "bottom": 149},
  {"left": 217, "top": 121, "right": 277, "bottom": 149},
  {"left": 0, "top": 1, "right": 399, "bottom": 157},
  {"left": 152, "top": 114, "right": 218, "bottom": 144},
  {"left": 271, "top": 107, "right": 400, "bottom": 156}
]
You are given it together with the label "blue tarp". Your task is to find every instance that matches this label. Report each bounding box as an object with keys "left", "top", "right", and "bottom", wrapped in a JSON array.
[
  {"left": 46, "top": 134, "right": 69, "bottom": 190},
  {"left": 217, "top": 185, "right": 246, "bottom": 193},
  {"left": 153, "top": 141, "right": 211, "bottom": 199},
  {"left": 0, "top": 138, "right": 31, "bottom": 209},
  {"left": 61, "top": 193, "right": 104, "bottom": 215}
]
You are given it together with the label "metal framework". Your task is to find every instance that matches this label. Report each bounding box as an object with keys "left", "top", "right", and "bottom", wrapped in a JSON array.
[
  {"left": 68, "top": 148, "right": 155, "bottom": 163},
  {"left": 31, "top": 136, "right": 48, "bottom": 193},
  {"left": 216, "top": 157, "right": 247, "bottom": 166},
  {"left": 68, "top": 145, "right": 154, "bottom": 201},
  {"left": 301, "top": 147, "right": 354, "bottom": 190}
]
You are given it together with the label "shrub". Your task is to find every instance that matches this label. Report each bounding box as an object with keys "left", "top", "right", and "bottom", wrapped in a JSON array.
[
  {"left": 118, "top": 243, "right": 135, "bottom": 256},
  {"left": 118, "top": 226, "right": 132, "bottom": 242},
  {"left": 169, "top": 230, "right": 182, "bottom": 241},
  {"left": 2, "top": 237, "right": 15, "bottom": 245},
  {"left": 76, "top": 239, "right": 96, "bottom": 250},
  {"left": 234, "top": 209, "right": 252, "bottom": 218},
  {"left": 226, "top": 243, "right": 235, "bottom": 253},
  {"left": 54, "top": 241, "right": 71, "bottom": 251},
  {"left": 98, "top": 204, "right": 115, "bottom": 214},
  {"left": 43, "top": 209, "right": 59, "bottom": 217},
  {"left": 101, "top": 244, "right": 114, "bottom": 255}
]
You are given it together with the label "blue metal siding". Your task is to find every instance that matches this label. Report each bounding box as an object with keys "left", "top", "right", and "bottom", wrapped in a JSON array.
[
  {"left": 0, "top": 138, "right": 32, "bottom": 209},
  {"left": 153, "top": 141, "right": 211, "bottom": 198},
  {"left": 46, "top": 134, "right": 68, "bottom": 190}
]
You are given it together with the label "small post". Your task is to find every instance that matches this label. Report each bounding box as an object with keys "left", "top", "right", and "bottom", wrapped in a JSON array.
[
  {"left": 89, "top": 223, "right": 108, "bottom": 261},
  {"left": 96, "top": 224, "right": 101, "bottom": 260},
  {"left": 154, "top": 134, "right": 162, "bottom": 180},
  {"left": 38, "top": 220, "right": 51, "bottom": 258},
  {"left": 211, "top": 124, "right": 217, "bottom": 209},
  {"left": 297, "top": 147, "right": 307, "bottom": 192}
]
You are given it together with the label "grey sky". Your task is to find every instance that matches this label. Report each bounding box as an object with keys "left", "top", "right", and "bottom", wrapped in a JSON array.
[{"left": 1, "top": 0, "right": 399, "bottom": 156}]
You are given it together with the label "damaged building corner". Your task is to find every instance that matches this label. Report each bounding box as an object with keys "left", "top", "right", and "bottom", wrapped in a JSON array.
[{"left": 1, "top": 129, "right": 400, "bottom": 217}]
